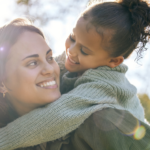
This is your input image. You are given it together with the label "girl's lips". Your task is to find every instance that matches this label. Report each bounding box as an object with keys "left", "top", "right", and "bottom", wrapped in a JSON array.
[
  {"left": 66, "top": 49, "right": 79, "bottom": 64},
  {"left": 66, "top": 56, "right": 79, "bottom": 66},
  {"left": 68, "top": 56, "right": 78, "bottom": 64},
  {"left": 66, "top": 55, "right": 80, "bottom": 66}
]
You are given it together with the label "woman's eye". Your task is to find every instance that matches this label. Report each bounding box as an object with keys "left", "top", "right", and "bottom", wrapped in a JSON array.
[
  {"left": 80, "top": 48, "right": 88, "bottom": 55},
  {"left": 29, "top": 61, "right": 37, "bottom": 66},
  {"left": 69, "top": 34, "right": 75, "bottom": 42}
]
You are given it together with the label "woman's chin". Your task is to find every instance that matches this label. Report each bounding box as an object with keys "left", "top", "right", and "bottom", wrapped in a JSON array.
[{"left": 42, "top": 92, "right": 61, "bottom": 104}]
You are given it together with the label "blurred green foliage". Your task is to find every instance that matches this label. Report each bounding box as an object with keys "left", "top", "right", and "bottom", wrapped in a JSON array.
[
  {"left": 15, "top": 0, "right": 87, "bottom": 26},
  {"left": 139, "top": 94, "right": 150, "bottom": 122},
  {"left": 17, "top": 0, "right": 29, "bottom": 5}
]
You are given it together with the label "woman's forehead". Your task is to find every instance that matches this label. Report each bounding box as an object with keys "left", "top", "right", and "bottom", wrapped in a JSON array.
[{"left": 7, "top": 31, "right": 50, "bottom": 61}]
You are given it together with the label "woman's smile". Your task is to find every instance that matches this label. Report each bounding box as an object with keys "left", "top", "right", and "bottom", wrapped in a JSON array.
[
  {"left": 36, "top": 79, "right": 58, "bottom": 89},
  {"left": 2, "top": 31, "right": 61, "bottom": 115}
]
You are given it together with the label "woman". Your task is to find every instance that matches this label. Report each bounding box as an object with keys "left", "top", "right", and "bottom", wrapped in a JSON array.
[{"left": 0, "top": 18, "right": 61, "bottom": 149}]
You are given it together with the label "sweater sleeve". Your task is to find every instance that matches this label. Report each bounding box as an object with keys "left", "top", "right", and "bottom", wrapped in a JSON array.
[
  {"left": 0, "top": 79, "right": 116, "bottom": 150},
  {"left": 0, "top": 67, "right": 144, "bottom": 150},
  {"left": 54, "top": 51, "right": 68, "bottom": 79}
]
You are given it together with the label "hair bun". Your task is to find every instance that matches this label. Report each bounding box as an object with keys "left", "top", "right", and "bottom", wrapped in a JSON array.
[
  {"left": 118, "top": 0, "right": 150, "bottom": 61},
  {"left": 119, "top": 0, "right": 150, "bottom": 26}
]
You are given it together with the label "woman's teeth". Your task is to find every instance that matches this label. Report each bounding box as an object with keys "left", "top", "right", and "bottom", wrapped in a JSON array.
[{"left": 39, "top": 81, "right": 56, "bottom": 87}]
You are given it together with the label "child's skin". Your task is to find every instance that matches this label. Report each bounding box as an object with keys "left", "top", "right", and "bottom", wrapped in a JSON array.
[{"left": 65, "top": 16, "right": 124, "bottom": 74}]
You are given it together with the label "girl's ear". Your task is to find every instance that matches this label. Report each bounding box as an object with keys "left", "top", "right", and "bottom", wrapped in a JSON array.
[{"left": 108, "top": 56, "right": 124, "bottom": 68}]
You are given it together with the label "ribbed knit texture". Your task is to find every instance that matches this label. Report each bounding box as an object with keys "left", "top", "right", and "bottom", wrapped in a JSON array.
[{"left": 0, "top": 52, "right": 145, "bottom": 150}]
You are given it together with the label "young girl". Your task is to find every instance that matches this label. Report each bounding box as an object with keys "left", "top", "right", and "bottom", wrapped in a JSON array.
[{"left": 0, "top": 0, "right": 150, "bottom": 149}]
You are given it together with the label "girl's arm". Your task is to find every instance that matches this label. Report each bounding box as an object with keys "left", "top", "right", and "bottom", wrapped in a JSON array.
[
  {"left": 0, "top": 65, "right": 144, "bottom": 150},
  {"left": 0, "top": 78, "right": 116, "bottom": 150}
]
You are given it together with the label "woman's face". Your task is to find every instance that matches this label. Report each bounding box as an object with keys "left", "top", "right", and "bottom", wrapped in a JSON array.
[{"left": 3, "top": 31, "right": 61, "bottom": 111}]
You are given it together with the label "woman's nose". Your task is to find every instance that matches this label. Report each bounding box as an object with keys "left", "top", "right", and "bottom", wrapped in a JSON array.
[{"left": 41, "top": 62, "right": 54, "bottom": 76}]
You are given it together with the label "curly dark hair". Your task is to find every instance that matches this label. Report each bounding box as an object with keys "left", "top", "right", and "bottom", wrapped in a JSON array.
[{"left": 82, "top": 0, "right": 150, "bottom": 61}]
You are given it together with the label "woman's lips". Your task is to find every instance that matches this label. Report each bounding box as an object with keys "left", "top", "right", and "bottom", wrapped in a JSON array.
[{"left": 36, "top": 80, "right": 58, "bottom": 89}]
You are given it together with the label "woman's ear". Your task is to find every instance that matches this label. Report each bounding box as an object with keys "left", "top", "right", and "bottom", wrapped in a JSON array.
[
  {"left": 0, "top": 82, "right": 8, "bottom": 94},
  {"left": 108, "top": 56, "right": 124, "bottom": 68}
]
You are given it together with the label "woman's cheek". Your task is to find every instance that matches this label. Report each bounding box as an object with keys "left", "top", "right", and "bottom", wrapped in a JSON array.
[{"left": 17, "top": 69, "right": 37, "bottom": 88}]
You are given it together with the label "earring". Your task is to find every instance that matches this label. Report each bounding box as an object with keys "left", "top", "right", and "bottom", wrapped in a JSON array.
[
  {"left": 3, "top": 92, "right": 5, "bottom": 98},
  {"left": 2, "top": 82, "right": 7, "bottom": 98},
  {"left": 1, "top": 82, "right": 7, "bottom": 98}
]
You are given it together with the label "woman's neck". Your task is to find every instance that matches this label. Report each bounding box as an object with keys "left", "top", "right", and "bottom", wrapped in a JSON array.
[
  {"left": 12, "top": 103, "right": 36, "bottom": 116},
  {"left": 6, "top": 94, "right": 40, "bottom": 116}
]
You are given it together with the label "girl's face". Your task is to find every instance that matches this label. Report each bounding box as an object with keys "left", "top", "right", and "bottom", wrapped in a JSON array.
[
  {"left": 65, "top": 17, "right": 113, "bottom": 74},
  {"left": 3, "top": 31, "right": 61, "bottom": 113}
]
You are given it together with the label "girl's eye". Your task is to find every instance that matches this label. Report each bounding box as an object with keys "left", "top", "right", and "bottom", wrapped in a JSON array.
[
  {"left": 69, "top": 34, "right": 75, "bottom": 42},
  {"left": 80, "top": 48, "right": 88, "bottom": 55}
]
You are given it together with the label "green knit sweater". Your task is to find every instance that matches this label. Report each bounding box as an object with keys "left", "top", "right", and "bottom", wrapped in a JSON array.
[{"left": 0, "top": 52, "right": 144, "bottom": 150}]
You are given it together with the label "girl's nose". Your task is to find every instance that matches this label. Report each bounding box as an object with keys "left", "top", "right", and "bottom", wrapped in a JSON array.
[
  {"left": 68, "top": 44, "right": 78, "bottom": 57},
  {"left": 41, "top": 62, "right": 54, "bottom": 76}
]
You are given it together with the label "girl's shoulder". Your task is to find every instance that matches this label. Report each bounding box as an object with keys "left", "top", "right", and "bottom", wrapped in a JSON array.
[
  {"left": 54, "top": 51, "right": 66, "bottom": 70},
  {"left": 54, "top": 51, "right": 68, "bottom": 81},
  {"left": 75, "top": 64, "right": 128, "bottom": 86},
  {"left": 82, "top": 63, "right": 128, "bottom": 77}
]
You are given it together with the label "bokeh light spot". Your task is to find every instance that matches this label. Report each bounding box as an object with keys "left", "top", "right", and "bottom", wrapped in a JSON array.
[
  {"left": 0, "top": 47, "right": 4, "bottom": 51},
  {"left": 134, "top": 125, "right": 146, "bottom": 140}
]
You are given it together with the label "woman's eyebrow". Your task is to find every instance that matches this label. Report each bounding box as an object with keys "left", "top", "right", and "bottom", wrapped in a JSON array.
[
  {"left": 22, "top": 54, "right": 39, "bottom": 60},
  {"left": 22, "top": 49, "right": 52, "bottom": 61}
]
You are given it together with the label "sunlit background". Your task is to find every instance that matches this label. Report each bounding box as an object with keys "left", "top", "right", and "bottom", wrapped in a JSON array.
[{"left": 0, "top": 0, "right": 150, "bottom": 121}]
